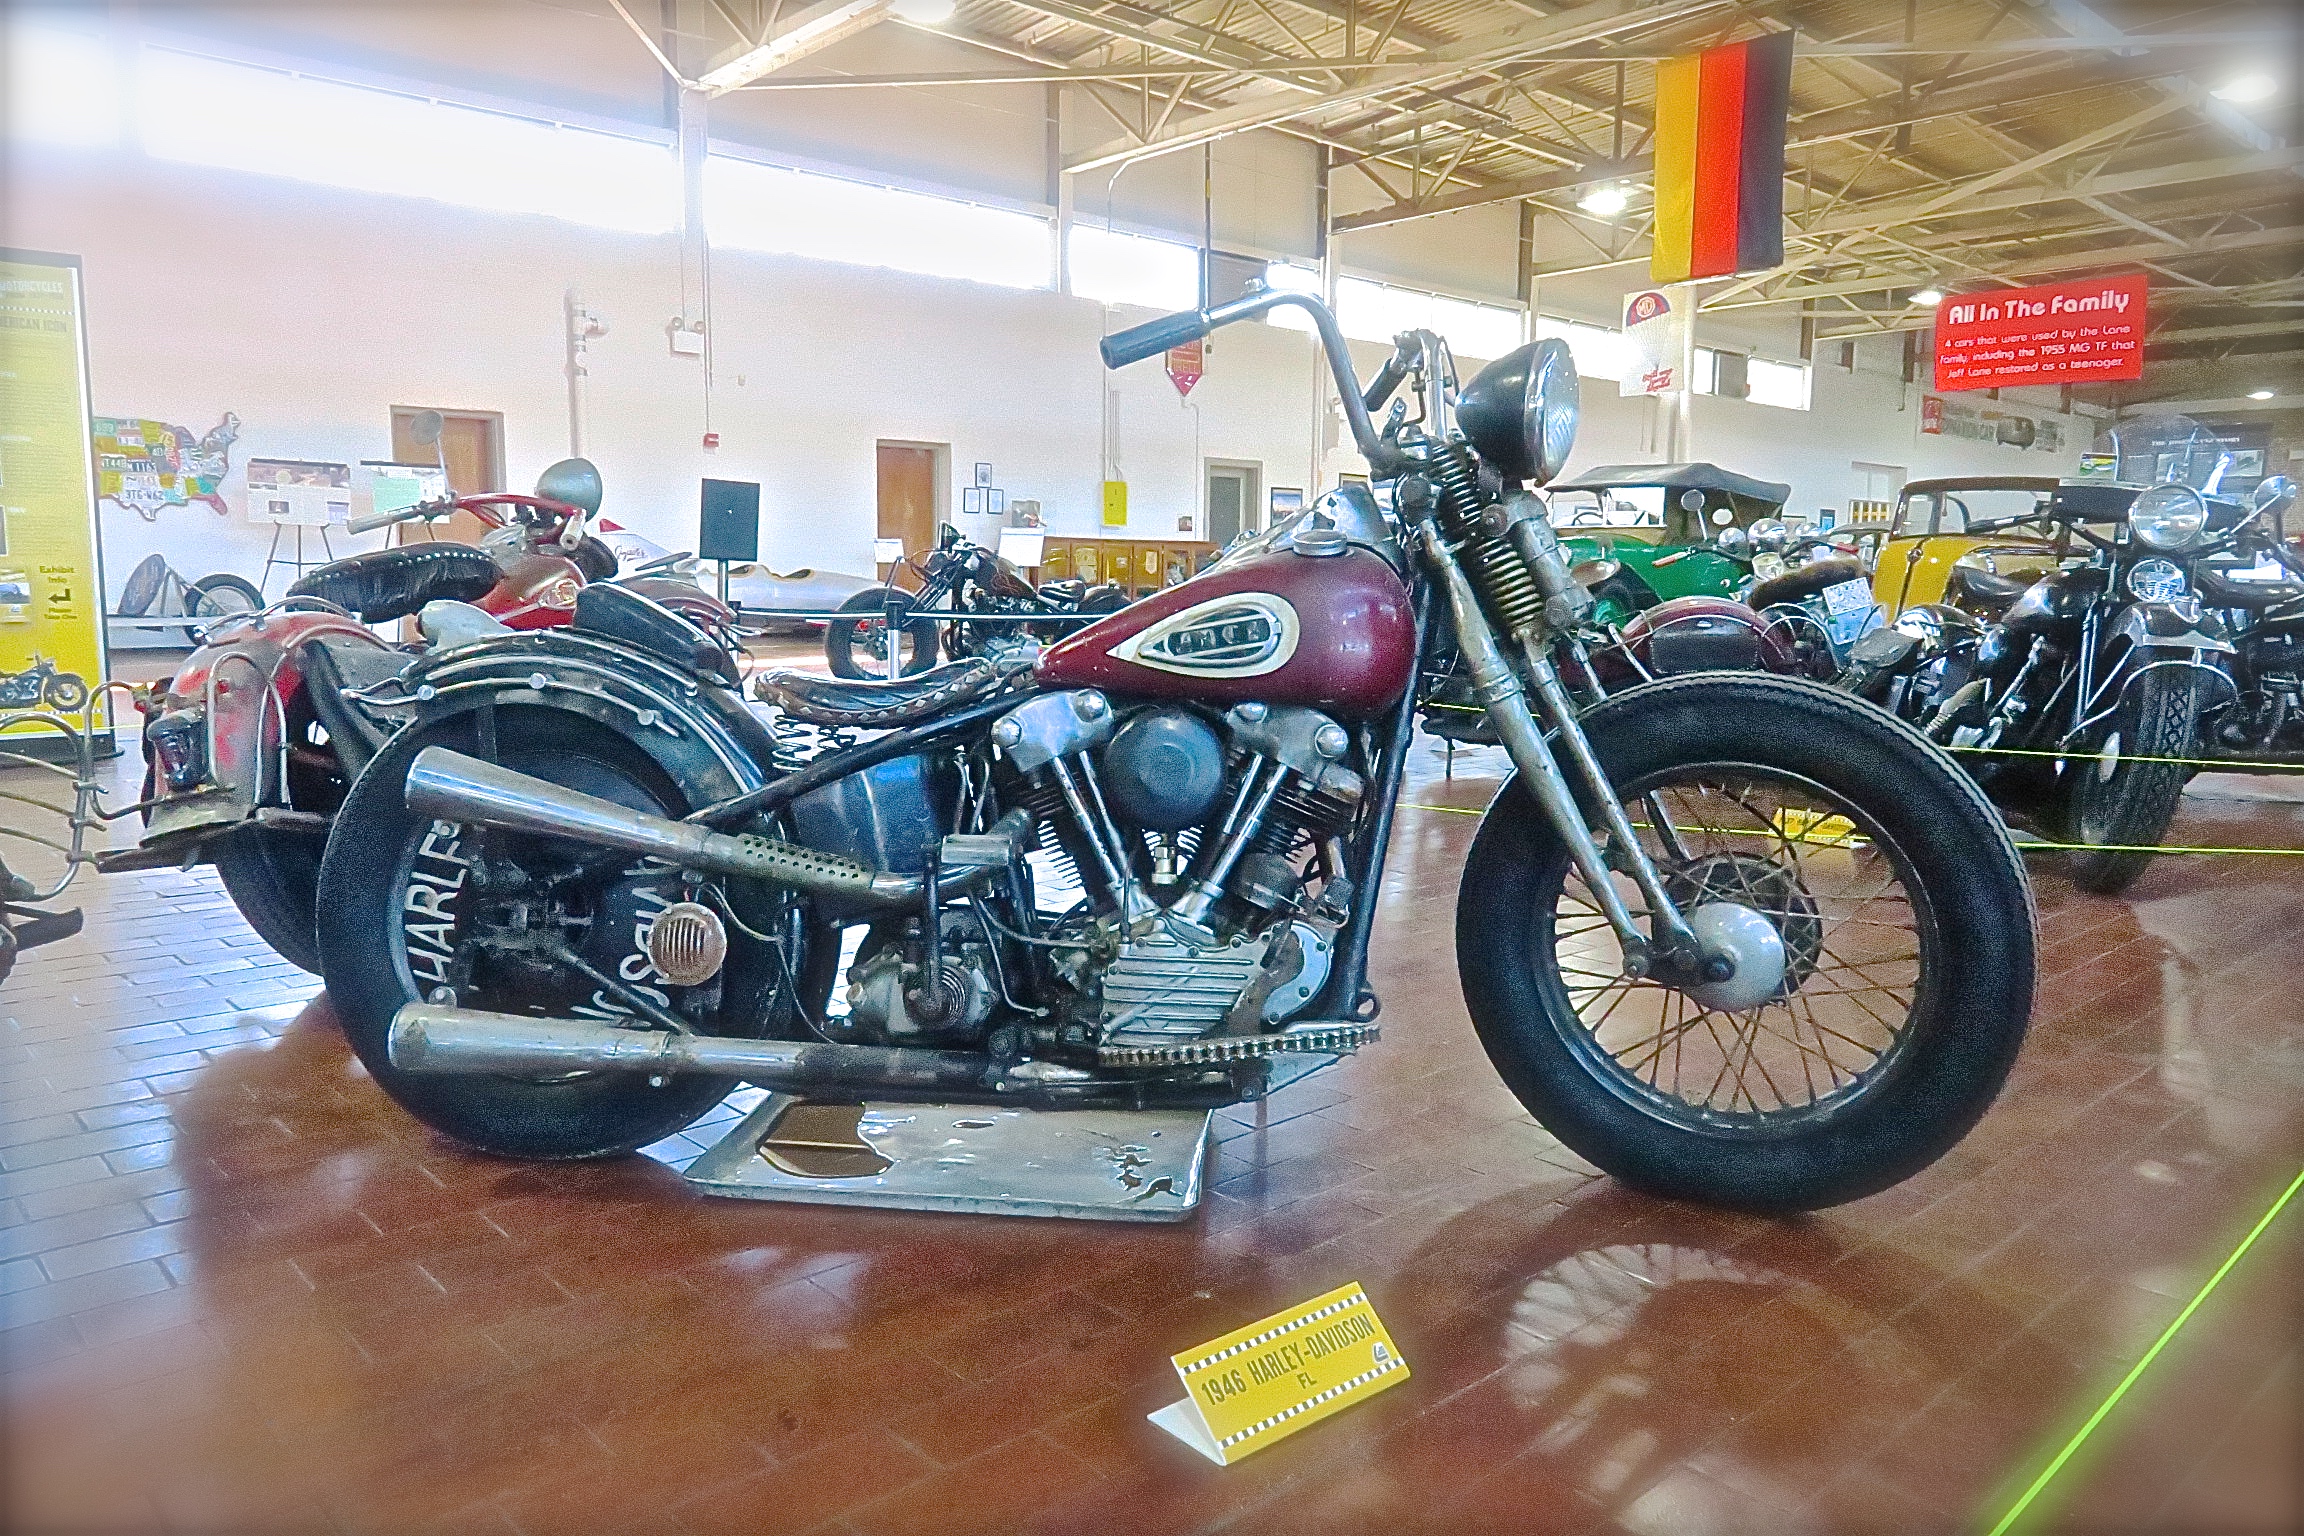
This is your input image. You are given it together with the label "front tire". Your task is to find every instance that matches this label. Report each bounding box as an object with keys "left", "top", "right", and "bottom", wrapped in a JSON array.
[
  {"left": 215, "top": 831, "right": 325, "bottom": 974},
  {"left": 2062, "top": 664, "right": 2202, "bottom": 895},
  {"left": 317, "top": 707, "right": 798, "bottom": 1159},
  {"left": 824, "top": 588, "right": 939, "bottom": 679},
  {"left": 1457, "top": 674, "right": 2034, "bottom": 1212}
]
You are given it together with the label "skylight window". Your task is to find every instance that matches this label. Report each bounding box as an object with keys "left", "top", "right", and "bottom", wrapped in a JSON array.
[
  {"left": 1068, "top": 226, "right": 1199, "bottom": 310},
  {"left": 7, "top": 26, "right": 122, "bottom": 147},
  {"left": 1339, "top": 278, "right": 1523, "bottom": 362},
  {"left": 1535, "top": 315, "right": 1629, "bottom": 382},
  {"left": 139, "top": 50, "right": 678, "bottom": 234},
  {"left": 1747, "top": 357, "right": 1812, "bottom": 410},
  {"left": 708, "top": 156, "right": 1053, "bottom": 289}
]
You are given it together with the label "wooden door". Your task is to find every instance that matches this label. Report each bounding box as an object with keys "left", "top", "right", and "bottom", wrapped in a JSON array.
[
  {"left": 391, "top": 408, "right": 503, "bottom": 545},
  {"left": 876, "top": 443, "right": 938, "bottom": 559},
  {"left": 1206, "top": 462, "right": 1258, "bottom": 547}
]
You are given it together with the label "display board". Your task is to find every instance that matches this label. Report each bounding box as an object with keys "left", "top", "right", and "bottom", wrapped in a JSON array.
[
  {"left": 1933, "top": 274, "right": 2147, "bottom": 392},
  {"left": 246, "top": 458, "right": 350, "bottom": 525},
  {"left": 0, "top": 251, "right": 111, "bottom": 744}
]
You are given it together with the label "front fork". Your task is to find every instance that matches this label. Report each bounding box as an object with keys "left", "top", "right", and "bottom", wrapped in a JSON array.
[{"left": 1418, "top": 525, "right": 1704, "bottom": 981}]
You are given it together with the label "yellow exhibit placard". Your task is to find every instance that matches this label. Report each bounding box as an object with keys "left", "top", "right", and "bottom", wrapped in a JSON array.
[
  {"left": 1148, "top": 1282, "right": 1408, "bottom": 1465},
  {"left": 0, "top": 250, "right": 110, "bottom": 742},
  {"left": 1101, "top": 479, "right": 1129, "bottom": 527}
]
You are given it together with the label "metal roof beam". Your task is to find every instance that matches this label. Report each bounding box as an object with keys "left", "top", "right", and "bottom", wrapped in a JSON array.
[{"left": 1065, "top": 0, "right": 1728, "bottom": 174}]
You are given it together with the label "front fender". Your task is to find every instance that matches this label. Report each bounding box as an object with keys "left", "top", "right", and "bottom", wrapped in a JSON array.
[{"left": 2107, "top": 600, "right": 2235, "bottom": 655}]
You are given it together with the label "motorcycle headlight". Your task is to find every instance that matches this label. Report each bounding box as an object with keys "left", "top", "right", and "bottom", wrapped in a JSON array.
[
  {"left": 2127, "top": 558, "right": 2189, "bottom": 604},
  {"left": 1747, "top": 518, "right": 1790, "bottom": 555},
  {"left": 1457, "top": 338, "right": 1580, "bottom": 486},
  {"left": 2129, "top": 484, "right": 2208, "bottom": 551}
]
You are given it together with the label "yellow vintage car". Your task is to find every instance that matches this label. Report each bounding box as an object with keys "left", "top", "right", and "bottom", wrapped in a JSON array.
[{"left": 1870, "top": 476, "right": 2072, "bottom": 617}]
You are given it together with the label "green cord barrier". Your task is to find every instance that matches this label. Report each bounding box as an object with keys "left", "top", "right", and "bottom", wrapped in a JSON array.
[{"left": 1984, "top": 1165, "right": 2304, "bottom": 1536}]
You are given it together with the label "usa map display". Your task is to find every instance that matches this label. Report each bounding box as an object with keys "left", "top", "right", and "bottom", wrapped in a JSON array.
[{"left": 93, "top": 411, "right": 240, "bottom": 519}]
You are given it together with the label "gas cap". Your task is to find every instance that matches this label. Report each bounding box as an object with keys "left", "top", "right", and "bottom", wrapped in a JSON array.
[{"left": 1290, "top": 527, "right": 1348, "bottom": 558}]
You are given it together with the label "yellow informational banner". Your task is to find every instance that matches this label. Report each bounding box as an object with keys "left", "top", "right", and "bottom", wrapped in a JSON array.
[
  {"left": 0, "top": 251, "right": 110, "bottom": 743},
  {"left": 1149, "top": 1282, "right": 1409, "bottom": 1465},
  {"left": 1101, "top": 479, "right": 1129, "bottom": 527}
]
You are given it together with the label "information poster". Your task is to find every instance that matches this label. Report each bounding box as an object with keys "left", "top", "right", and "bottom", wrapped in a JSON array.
[
  {"left": 1933, "top": 273, "right": 2147, "bottom": 392},
  {"left": 246, "top": 458, "right": 350, "bottom": 526},
  {"left": 0, "top": 251, "right": 110, "bottom": 742}
]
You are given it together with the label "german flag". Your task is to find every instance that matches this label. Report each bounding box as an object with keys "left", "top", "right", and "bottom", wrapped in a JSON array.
[{"left": 1651, "top": 30, "right": 1794, "bottom": 284}]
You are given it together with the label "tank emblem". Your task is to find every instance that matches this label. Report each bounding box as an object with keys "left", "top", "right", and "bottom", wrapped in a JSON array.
[{"left": 1107, "top": 592, "right": 1300, "bottom": 678}]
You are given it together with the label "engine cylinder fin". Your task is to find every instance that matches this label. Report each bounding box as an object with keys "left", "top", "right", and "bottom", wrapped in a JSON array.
[{"left": 1096, "top": 1022, "right": 1378, "bottom": 1068}]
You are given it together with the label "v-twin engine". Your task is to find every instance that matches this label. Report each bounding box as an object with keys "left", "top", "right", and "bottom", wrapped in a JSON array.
[{"left": 838, "top": 688, "right": 1363, "bottom": 1059}]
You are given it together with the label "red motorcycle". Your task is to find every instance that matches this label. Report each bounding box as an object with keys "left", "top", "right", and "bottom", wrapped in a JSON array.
[
  {"left": 308, "top": 300, "right": 2036, "bottom": 1214},
  {"left": 110, "top": 458, "right": 735, "bottom": 974}
]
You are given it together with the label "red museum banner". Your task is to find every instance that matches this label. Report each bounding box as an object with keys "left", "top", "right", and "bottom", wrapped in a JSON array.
[{"left": 1932, "top": 273, "right": 2147, "bottom": 392}]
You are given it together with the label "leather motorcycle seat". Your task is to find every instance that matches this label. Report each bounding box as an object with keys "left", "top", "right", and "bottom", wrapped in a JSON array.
[
  {"left": 288, "top": 545, "right": 502, "bottom": 623},
  {"left": 1946, "top": 563, "right": 2028, "bottom": 610},
  {"left": 1747, "top": 556, "right": 1866, "bottom": 611},
  {"left": 753, "top": 658, "right": 1003, "bottom": 729}
]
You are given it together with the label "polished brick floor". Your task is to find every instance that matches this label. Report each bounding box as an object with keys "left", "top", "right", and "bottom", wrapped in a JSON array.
[{"left": 5, "top": 692, "right": 2300, "bottom": 1534}]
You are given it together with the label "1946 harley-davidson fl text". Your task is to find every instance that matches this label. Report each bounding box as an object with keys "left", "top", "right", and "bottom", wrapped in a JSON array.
[{"left": 313, "top": 295, "right": 2037, "bottom": 1213}]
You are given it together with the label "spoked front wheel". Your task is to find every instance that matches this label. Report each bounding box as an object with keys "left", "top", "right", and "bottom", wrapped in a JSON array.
[{"left": 1458, "top": 674, "right": 2035, "bottom": 1212}]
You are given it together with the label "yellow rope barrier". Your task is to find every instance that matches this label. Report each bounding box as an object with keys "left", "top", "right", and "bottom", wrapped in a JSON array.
[{"left": 1404, "top": 804, "right": 2304, "bottom": 859}]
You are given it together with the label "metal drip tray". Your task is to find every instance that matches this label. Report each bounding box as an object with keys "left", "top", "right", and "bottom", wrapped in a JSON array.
[{"left": 677, "top": 1093, "right": 1213, "bottom": 1221}]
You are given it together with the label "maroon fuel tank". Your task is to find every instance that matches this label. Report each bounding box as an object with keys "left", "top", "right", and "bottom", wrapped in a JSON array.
[{"left": 1034, "top": 545, "right": 1415, "bottom": 718}]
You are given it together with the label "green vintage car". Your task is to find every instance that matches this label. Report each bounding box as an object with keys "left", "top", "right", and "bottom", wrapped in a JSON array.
[{"left": 1548, "top": 461, "right": 1796, "bottom": 625}]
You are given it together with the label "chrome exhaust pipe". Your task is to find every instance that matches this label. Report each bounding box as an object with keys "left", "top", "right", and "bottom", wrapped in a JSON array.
[
  {"left": 389, "top": 1002, "right": 1000, "bottom": 1095},
  {"left": 405, "top": 747, "right": 974, "bottom": 908}
]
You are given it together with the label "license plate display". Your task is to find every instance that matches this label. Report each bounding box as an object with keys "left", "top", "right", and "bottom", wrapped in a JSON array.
[{"left": 1822, "top": 577, "right": 1875, "bottom": 616}]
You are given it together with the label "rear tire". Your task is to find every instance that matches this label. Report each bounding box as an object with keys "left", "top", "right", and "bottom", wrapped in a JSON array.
[
  {"left": 187, "top": 573, "right": 263, "bottom": 644},
  {"left": 1457, "top": 674, "right": 2035, "bottom": 1213},
  {"left": 317, "top": 707, "right": 800, "bottom": 1159},
  {"left": 2063, "top": 664, "right": 2202, "bottom": 895}
]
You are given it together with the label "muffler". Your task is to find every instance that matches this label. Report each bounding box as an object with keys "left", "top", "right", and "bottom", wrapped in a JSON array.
[
  {"left": 404, "top": 748, "right": 1021, "bottom": 909},
  {"left": 390, "top": 1002, "right": 1000, "bottom": 1095}
]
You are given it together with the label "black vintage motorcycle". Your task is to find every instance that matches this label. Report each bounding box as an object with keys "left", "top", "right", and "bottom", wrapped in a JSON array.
[
  {"left": 824, "top": 523, "right": 1130, "bottom": 679},
  {"left": 1842, "top": 418, "right": 2299, "bottom": 895},
  {"left": 309, "top": 295, "right": 2034, "bottom": 1213}
]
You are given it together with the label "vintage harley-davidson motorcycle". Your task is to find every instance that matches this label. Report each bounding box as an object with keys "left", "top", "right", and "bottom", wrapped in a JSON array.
[
  {"left": 309, "top": 296, "right": 2035, "bottom": 1213},
  {"left": 1840, "top": 414, "right": 2300, "bottom": 895},
  {"left": 108, "top": 459, "right": 736, "bottom": 974},
  {"left": 824, "top": 523, "right": 1132, "bottom": 679}
]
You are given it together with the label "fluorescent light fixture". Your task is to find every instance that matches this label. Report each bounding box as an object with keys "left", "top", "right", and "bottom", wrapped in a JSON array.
[
  {"left": 890, "top": 0, "right": 956, "bottom": 21},
  {"left": 140, "top": 50, "right": 678, "bottom": 234},
  {"left": 2250, "top": 389, "right": 2277, "bottom": 400},
  {"left": 1578, "top": 185, "right": 1631, "bottom": 217},
  {"left": 1067, "top": 226, "right": 1199, "bottom": 310},
  {"left": 1911, "top": 287, "right": 1944, "bottom": 307},
  {"left": 710, "top": 156, "right": 1052, "bottom": 289},
  {"left": 2212, "top": 73, "right": 2278, "bottom": 104}
]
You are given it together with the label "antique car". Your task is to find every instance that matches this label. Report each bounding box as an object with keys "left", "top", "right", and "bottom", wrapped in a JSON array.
[
  {"left": 1547, "top": 462, "right": 1796, "bottom": 624},
  {"left": 1868, "top": 476, "right": 2135, "bottom": 618}
]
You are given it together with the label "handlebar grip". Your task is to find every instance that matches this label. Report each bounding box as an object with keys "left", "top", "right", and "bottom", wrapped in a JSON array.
[
  {"left": 1100, "top": 308, "right": 1210, "bottom": 370},
  {"left": 346, "top": 504, "right": 418, "bottom": 535}
]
